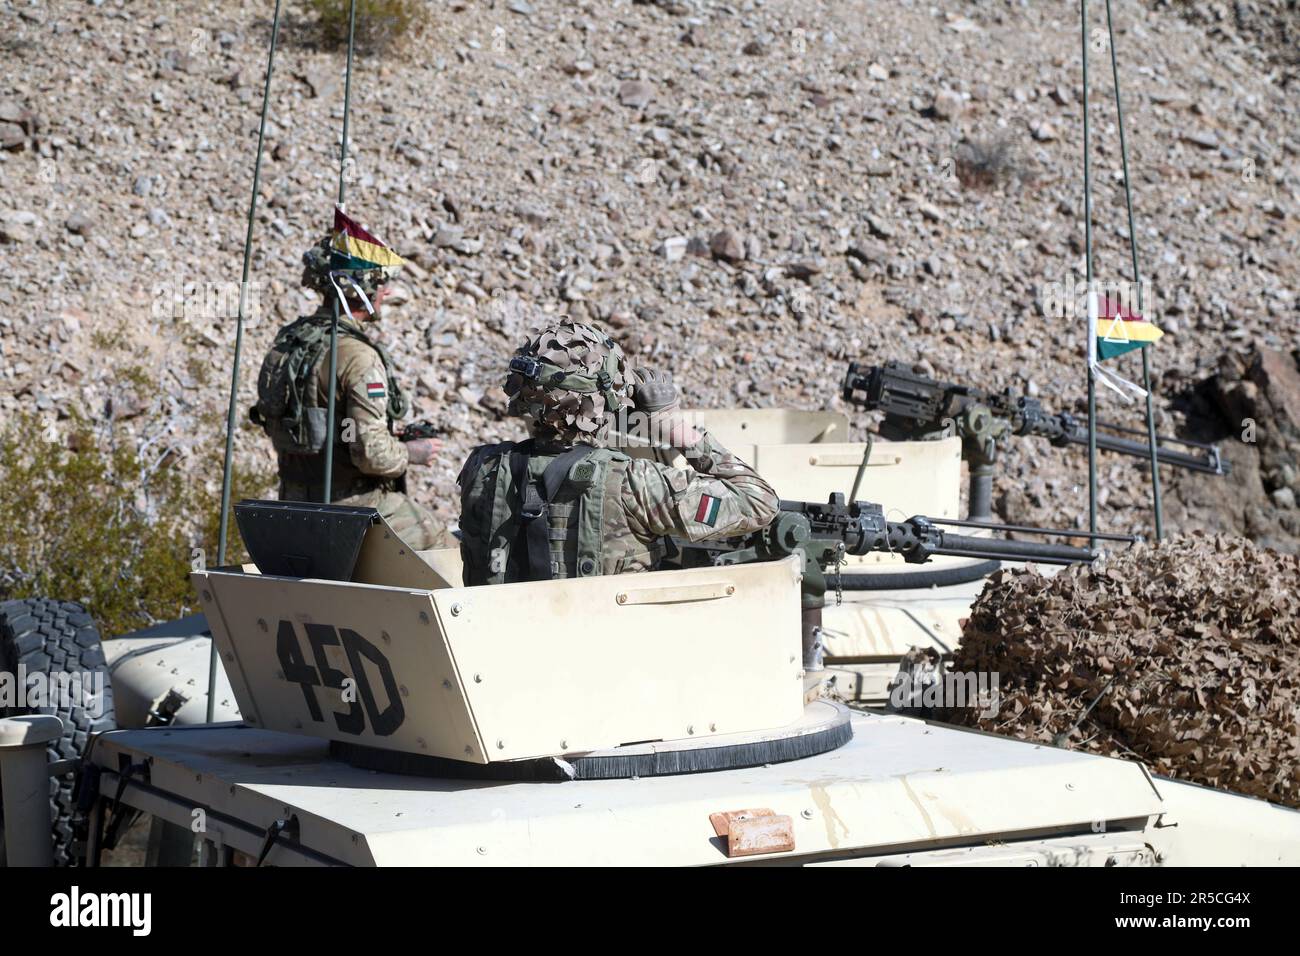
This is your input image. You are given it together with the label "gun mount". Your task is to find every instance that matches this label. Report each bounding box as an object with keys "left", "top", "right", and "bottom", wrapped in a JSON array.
[{"left": 842, "top": 361, "right": 1228, "bottom": 519}]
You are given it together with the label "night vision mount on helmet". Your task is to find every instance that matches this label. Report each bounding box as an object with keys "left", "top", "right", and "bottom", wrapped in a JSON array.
[{"left": 507, "top": 353, "right": 627, "bottom": 413}]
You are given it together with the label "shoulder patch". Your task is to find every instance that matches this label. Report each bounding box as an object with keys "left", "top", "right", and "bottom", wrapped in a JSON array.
[{"left": 694, "top": 494, "right": 722, "bottom": 526}]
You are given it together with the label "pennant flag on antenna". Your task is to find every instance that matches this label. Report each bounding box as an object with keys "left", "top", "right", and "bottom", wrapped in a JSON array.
[
  {"left": 329, "top": 206, "right": 406, "bottom": 273},
  {"left": 1095, "top": 294, "right": 1162, "bottom": 361}
]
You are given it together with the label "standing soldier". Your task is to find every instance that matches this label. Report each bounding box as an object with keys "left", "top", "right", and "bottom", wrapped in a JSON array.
[
  {"left": 456, "top": 317, "right": 778, "bottom": 584},
  {"left": 251, "top": 209, "right": 442, "bottom": 549}
]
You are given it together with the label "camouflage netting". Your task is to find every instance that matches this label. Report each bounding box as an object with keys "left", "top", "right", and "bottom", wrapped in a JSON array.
[
  {"left": 505, "top": 320, "right": 632, "bottom": 446},
  {"left": 944, "top": 534, "right": 1300, "bottom": 808}
]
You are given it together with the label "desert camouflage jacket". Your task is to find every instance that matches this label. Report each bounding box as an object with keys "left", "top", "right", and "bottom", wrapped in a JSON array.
[
  {"left": 310, "top": 325, "right": 409, "bottom": 480},
  {"left": 267, "top": 313, "right": 409, "bottom": 497}
]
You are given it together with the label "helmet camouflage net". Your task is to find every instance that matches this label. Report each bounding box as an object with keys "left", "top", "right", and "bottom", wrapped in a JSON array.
[
  {"left": 504, "top": 318, "right": 633, "bottom": 446},
  {"left": 300, "top": 235, "right": 395, "bottom": 300}
]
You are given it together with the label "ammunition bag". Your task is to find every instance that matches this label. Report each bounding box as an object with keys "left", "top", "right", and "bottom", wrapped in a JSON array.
[{"left": 253, "top": 405, "right": 331, "bottom": 456}]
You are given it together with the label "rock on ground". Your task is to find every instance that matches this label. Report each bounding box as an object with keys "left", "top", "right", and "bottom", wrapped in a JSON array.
[{"left": 0, "top": 0, "right": 1297, "bottom": 543}]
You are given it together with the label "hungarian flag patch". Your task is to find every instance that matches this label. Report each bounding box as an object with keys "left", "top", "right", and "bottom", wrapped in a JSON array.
[
  {"left": 366, "top": 381, "right": 386, "bottom": 399},
  {"left": 694, "top": 494, "right": 721, "bottom": 526}
]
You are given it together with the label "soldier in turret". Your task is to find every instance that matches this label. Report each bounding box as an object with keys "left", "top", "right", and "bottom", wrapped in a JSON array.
[{"left": 456, "top": 317, "right": 778, "bottom": 584}]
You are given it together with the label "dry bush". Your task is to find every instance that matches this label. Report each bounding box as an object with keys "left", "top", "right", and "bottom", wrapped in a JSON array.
[
  {"left": 0, "top": 411, "right": 272, "bottom": 637},
  {"left": 954, "top": 137, "right": 1029, "bottom": 191},
  {"left": 307, "top": 0, "right": 425, "bottom": 55}
]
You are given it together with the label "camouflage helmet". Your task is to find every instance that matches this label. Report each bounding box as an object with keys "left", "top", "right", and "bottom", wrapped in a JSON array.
[
  {"left": 300, "top": 235, "right": 395, "bottom": 301},
  {"left": 504, "top": 318, "right": 632, "bottom": 445}
]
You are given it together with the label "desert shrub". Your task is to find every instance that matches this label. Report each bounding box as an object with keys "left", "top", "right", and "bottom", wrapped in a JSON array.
[
  {"left": 307, "top": 0, "right": 425, "bottom": 54},
  {"left": 0, "top": 411, "right": 273, "bottom": 638}
]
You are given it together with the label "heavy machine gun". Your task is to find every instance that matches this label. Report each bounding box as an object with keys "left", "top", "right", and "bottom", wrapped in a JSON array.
[
  {"left": 669, "top": 494, "right": 1104, "bottom": 670},
  {"left": 842, "top": 361, "right": 1228, "bottom": 519}
]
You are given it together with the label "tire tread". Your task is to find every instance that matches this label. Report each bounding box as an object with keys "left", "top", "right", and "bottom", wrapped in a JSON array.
[{"left": 0, "top": 598, "right": 117, "bottom": 866}]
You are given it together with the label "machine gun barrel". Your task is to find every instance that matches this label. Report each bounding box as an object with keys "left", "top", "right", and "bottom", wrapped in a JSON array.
[
  {"left": 784, "top": 499, "right": 1095, "bottom": 567},
  {"left": 674, "top": 495, "right": 1100, "bottom": 671},
  {"left": 842, "top": 360, "right": 1228, "bottom": 477},
  {"left": 902, "top": 529, "right": 1095, "bottom": 565},
  {"left": 1075, "top": 428, "right": 1224, "bottom": 475},
  {"left": 926, "top": 516, "right": 1140, "bottom": 542}
]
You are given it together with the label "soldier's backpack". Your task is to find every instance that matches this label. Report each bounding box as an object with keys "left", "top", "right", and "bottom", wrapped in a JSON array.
[
  {"left": 250, "top": 313, "right": 406, "bottom": 455},
  {"left": 457, "top": 441, "right": 639, "bottom": 585}
]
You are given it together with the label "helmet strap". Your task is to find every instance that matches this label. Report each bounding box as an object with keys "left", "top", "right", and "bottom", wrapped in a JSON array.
[
  {"left": 596, "top": 351, "right": 623, "bottom": 412},
  {"left": 327, "top": 271, "right": 374, "bottom": 316}
]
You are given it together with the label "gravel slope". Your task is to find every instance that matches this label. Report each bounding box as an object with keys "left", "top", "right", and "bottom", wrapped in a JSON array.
[{"left": 1, "top": 0, "right": 1297, "bottom": 541}]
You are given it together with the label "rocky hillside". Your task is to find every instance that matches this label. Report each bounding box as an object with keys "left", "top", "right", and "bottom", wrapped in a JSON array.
[{"left": 1, "top": 0, "right": 1297, "bottom": 545}]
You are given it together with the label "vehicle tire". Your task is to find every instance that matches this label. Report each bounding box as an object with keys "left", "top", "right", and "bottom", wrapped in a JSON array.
[{"left": 0, "top": 598, "right": 116, "bottom": 866}]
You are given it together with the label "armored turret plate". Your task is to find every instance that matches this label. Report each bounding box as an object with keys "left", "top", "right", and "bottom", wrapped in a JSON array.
[{"left": 234, "top": 499, "right": 377, "bottom": 581}]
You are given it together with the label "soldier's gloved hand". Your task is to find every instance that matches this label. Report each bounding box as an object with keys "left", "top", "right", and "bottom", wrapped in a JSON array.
[
  {"left": 405, "top": 437, "right": 440, "bottom": 466},
  {"left": 631, "top": 367, "right": 680, "bottom": 415},
  {"left": 633, "top": 367, "right": 698, "bottom": 449}
]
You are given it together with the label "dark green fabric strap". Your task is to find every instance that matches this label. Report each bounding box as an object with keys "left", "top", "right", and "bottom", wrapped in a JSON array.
[
  {"left": 511, "top": 352, "right": 624, "bottom": 411},
  {"left": 508, "top": 442, "right": 596, "bottom": 581}
]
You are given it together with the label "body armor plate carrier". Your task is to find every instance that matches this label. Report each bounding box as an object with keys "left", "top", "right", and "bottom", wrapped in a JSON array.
[
  {"left": 251, "top": 312, "right": 407, "bottom": 456},
  {"left": 458, "top": 441, "right": 655, "bottom": 585}
]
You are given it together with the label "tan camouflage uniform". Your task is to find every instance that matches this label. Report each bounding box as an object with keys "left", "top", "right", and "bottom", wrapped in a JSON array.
[
  {"left": 275, "top": 315, "right": 441, "bottom": 550},
  {"left": 458, "top": 428, "right": 778, "bottom": 582},
  {"left": 617, "top": 429, "right": 779, "bottom": 563}
]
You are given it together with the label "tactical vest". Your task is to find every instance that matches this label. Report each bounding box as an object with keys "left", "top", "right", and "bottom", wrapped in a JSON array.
[
  {"left": 458, "top": 441, "right": 655, "bottom": 585},
  {"left": 251, "top": 312, "right": 407, "bottom": 457}
]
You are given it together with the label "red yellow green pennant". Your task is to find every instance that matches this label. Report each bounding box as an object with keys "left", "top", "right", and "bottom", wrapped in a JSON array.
[
  {"left": 328, "top": 206, "right": 406, "bottom": 272},
  {"left": 1096, "top": 294, "right": 1162, "bottom": 361}
]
